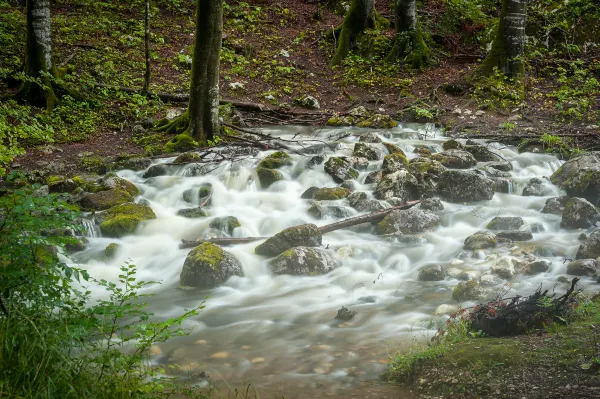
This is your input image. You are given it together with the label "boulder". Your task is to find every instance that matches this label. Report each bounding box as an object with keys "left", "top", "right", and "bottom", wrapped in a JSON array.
[
  {"left": 257, "top": 167, "right": 284, "bottom": 188},
  {"left": 296, "top": 95, "right": 320, "bottom": 110},
  {"left": 463, "top": 145, "right": 503, "bottom": 162},
  {"left": 442, "top": 139, "right": 462, "bottom": 151},
  {"left": 99, "top": 203, "right": 156, "bottom": 238},
  {"left": 308, "top": 203, "right": 352, "bottom": 219},
  {"left": 567, "top": 259, "right": 600, "bottom": 277},
  {"left": 209, "top": 216, "right": 241, "bottom": 235},
  {"left": 347, "top": 191, "right": 367, "bottom": 205},
  {"left": 419, "top": 197, "right": 444, "bottom": 211},
  {"left": 112, "top": 156, "right": 152, "bottom": 171},
  {"left": 47, "top": 176, "right": 78, "bottom": 193},
  {"left": 417, "top": 264, "right": 446, "bottom": 281},
  {"left": 522, "top": 179, "right": 551, "bottom": 197},
  {"left": 464, "top": 231, "right": 497, "bottom": 250},
  {"left": 376, "top": 208, "right": 440, "bottom": 235},
  {"left": 351, "top": 199, "right": 385, "bottom": 212},
  {"left": 356, "top": 114, "right": 397, "bottom": 129},
  {"left": 183, "top": 184, "right": 212, "bottom": 204},
  {"left": 452, "top": 279, "right": 484, "bottom": 301},
  {"left": 269, "top": 247, "right": 337, "bottom": 275},
  {"left": 258, "top": 152, "right": 293, "bottom": 169},
  {"left": 99, "top": 174, "right": 139, "bottom": 196},
  {"left": 576, "top": 230, "right": 600, "bottom": 259},
  {"left": 496, "top": 231, "right": 533, "bottom": 241},
  {"left": 104, "top": 243, "right": 120, "bottom": 259},
  {"left": 301, "top": 186, "right": 320, "bottom": 199},
  {"left": 324, "top": 157, "right": 359, "bottom": 183},
  {"left": 480, "top": 274, "right": 504, "bottom": 286},
  {"left": 345, "top": 156, "right": 369, "bottom": 170},
  {"left": 560, "top": 197, "right": 600, "bottom": 228},
  {"left": 382, "top": 142, "right": 405, "bottom": 155},
  {"left": 520, "top": 259, "right": 551, "bottom": 275},
  {"left": 541, "top": 196, "right": 568, "bottom": 214},
  {"left": 255, "top": 224, "right": 322, "bottom": 256},
  {"left": 491, "top": 256, "right": 519, "bottom": 279},
  {"left": 314, "top": 187, "right": 351, "bottom": 200},
  {"left": 408, "top": 158, "right": 447, "bottom": 197},
  {"left": 382, "top": 153, "right": 409, "bottom": 175},
  {"left": 437, "top": 170, "right": 494, "bottom": 202},
  {"left": 550, "top": 152, "right": 600, "bottom": 205},
  {"left": 180, "top": 243, "right": 243, "bottom": 288},
  {"left": 365, "top": 170, "right": 383, "bottom": 184},
  {"left": 359, "top": 132, "right": 382, "bottom": 143},
  {"left": 431, "top": 149, "right": 477, "bottom": 169},
  {"left": 374, "top": 170, "right": 420, "bottom": 201},
  {"left": 173, "top": 152, "right": 201, "bottom": 164},
  {"left": 353, "top": 142, "right": 388, "bottom": 161},
  {"left": 307, "top": 155, "right": 325, "bottom": 168},
  {"left": 177, "top": 207, "right": 208, "bottom": 218},
  {"left": 79, "top": 188, "right": 134, "bottom": 211},
  {"left": 486, "top": 216, "right": 525, "bottom": 231}
]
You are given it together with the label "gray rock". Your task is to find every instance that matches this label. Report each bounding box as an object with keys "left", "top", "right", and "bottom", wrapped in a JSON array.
[
  {"left": 359, "top": 132, "right": 382, "bottom": 143},
  {"left": 255, "top": 223, "right": 322, "bottom": 257},
  {"left": 437, "top": 170, "right": 494, "bottom": 202},
  {"left": 376, "top": 208, "right": 440, "bottom": 235},
  {"left": 48, "top": 178, "right": 78, "bottom": 194},
  {"left": 301, "top": 186, "right": 320, "bottom": 199},
  {"left": 335, "top": 306, "right": 357, "bottom": 321},
  {"left": 349, "top": 106, "right": 370, "bottom": 118},
  {"left": 308, "top": 203, "right": 352, "bottom": 219},
  {"left": 452, "top": 279, "right": 485, "bottom": 301},
  {"left": 492, "top": 177, "right": 513, "bottom": 193},
  {"left": 209, "top": 216, "right": 241, "bottom": 235},
  {"left": 417, "top": 264, "right": 446, "bottom": 281},
  {"left": 486, "top": 216, "right": 525, "bottom": 231},
  {"left": 180, "top": 243, "right": 243, "bottom": 288},
  {"left": 550, "top": 152, "right": 600, "bottom": 205},
  {"left": 524, "top": 222, "right": 545, "bottom": 233},
  {"left": 351, "top": 199, "right": 385, "bottom": 212},
  {"left": 419, "top": 197, "right": 444, "bottom": 211},
  {"left": 560, "top": 197, "right": 600, "bottom": 228},
  {"left": 269, "top": 246, "right": 337, "bottom": 275},
  {"left": 567, "top": 259, "right": 600, "bottom": 277},
  {"left": 345, "top": 156, "right": 370, "bottom": 170},
  {"left": 522, "top": 182, "right": 551, "bottom": 197},
  {"left": 431, "top": 149, "right": 477, "bottom": 169},
  {"left": 374, "top": 170, "right": 420, "bottom": 201},
  {"left": 177, "top": 207, "right": 207, "bottom": 218},
  {"left": 347, "top": 191, "right": 367, "bottom": 205},
  {"left": 382, "top": 153, "right": 408, "bottom": 175},
  {"left": 307, "top": 155, "right": 325, "bottom": 168},
  {"left": 353, "top": 142, "right": 388, "bottom": 161},
  {"left": 143, "top": 164, "right": 168, "bottom": 178},
  {"left": 324, "top": 157, "right": 359, "bottom": 183},
  {"left": 480, "top": 274, "right": 504, "bottom": 286},
  {"left": 520, "top": 259, "right": 551, "bottom": 275},
  {"left": 464, "top": 231, "right": 497, "bottom": 250},
  {"left": 496, "top": 231, "right": 533, "bottom": 241},
  {"left": 541, "top": 196, "right": 569, "bottom": 214},
  {"left": 365, "top": 170, "right": 383, "bottom": 184},
  {"left": 576, "top": 230, "right": 600, "bottom": 259},
  {"left": 491, "top": 256, "right": 518, "bottom": 279},
  {"left": 297, "top": 95, "right": 320, "bottom": 110},
  {"left": 463, "top": 145, "right": 503, "bottom": 162}
]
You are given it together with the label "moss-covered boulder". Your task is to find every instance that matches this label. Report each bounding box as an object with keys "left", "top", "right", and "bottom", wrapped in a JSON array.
[
  {"left": 431, "top": 150, "right": 477, "bottom": 169},
  {"left": 99, "top": 203, "right": 156, "bottom": 238},
  {"left": 567, "top": 259, "right": 600, "bottom": 277},
  {"left": 353, "top": 142, "right": 387, "bottom": 161},
  {"left": 112, "top": 156, "right": 152, "bottom": 171},
  {"left": 256, "top": 167, "right": 284, "bottom": 188},
  {"left": 550, "top": 152, "right": 600, "bottom": 206},
  {"left": 79, "top": 188, "right": 134, "bottom": 211},
  {"left": 258, "top": 152, "right": 293, "bottom": 169},
  {"left": 143, "top": 164, "right": 168, "bottom": 178},
  {"left": 356, "top": 114, "right": 397, "bottom": 129},
  {"left": 183, "top": 185, "right": 211, "bottom": 204},
  {"left": 541, "top": 196, "right": 569, "bottom": 214},
  {"left": 162, "top": 134, "right": 198, "bottom": 153},
  {"left": 576, "top": 230, "right": 600, "bottom": 260},
  {"left": 419, "top": 197, "right": 444, "bottom": 211},
  {"left": 452, "top": 279, "right": 485, "bottom": 301},
  {"left": 359, "top": 132, "right": 382, "bottom": 143},
  {"left": 560, "top": 197, "right": 600, "bottom": 229},
  {"left": 464, "top": 231, "right": 497, "bottom": 250},
  {"left": 255, "top": 223, "right": 322, "bottom": 257},
  {"left": 365, "top": 170, "right": 383, "bottom": 184},
  {"left": 324, "top": 157, "right": 359, "bottom": 183},
  {"left": 376, "top": 208, "right": 440, "bottom": 235},
  {"left": 374, "top": 170, "right": 420, "bottom": 201},
  {"left": 269, "top": 247, "right": 338, "bottom": 275},
  {"left": 104, "top": 243, "right": 120, "bottom": 259},
  {"left": 326, "top": 115, "right": 355, "bottom": 127},
  {"left": 313, "top": 187, "right": 351, "bottom": 200},
  {"left": 47, "top": 176, "right": 78, "bottom": 194},
  {"left": 463, "top": 145, "right": 503, "bottom": 162},
  {"left": 382, "top": 153, "right": 409, "bottom": 175},
  {"left": 177, "top": 207, "right": 207, "bottom": 218},
  {"left": 437, "top": 170, "right": 494, "bottom": 202},
  {"left": 407, "top": 158, "right": 447, "bottom": 198},
  {"left": 173, "top": 152, "right": 201, "bottom": 164},
  {"left": 442, "top": 139, "right": 462, "bottom": 151},
  {"left": 418, "top": 264, "right": 446, "bottom": 281},
  {"left": 308, "top": 203, "right": 352, "bottom": 219},
  {"left": 382, "top": 142, "right": 405, "bottom": 155},
  {"left": 486, "top": 216, "right": 524, "bottom": 231},
  {"left": 209, "top": 216, "right": 241, "bottom": 235},
  {"left": 99, "top": 174, "right": 139, "bottom": 196},
  {"left": 180, "top": 243, "right": 243, "bottom": 288}
]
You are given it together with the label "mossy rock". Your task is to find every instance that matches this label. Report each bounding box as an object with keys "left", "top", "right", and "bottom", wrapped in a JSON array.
[
  {"left": 111, "top": 156, "right": 152, "bottom": 171},
  {"left": 269, "top": 247, "right": 338, "bottom": 275},
  {"left": 104, "top": 243, "right": 120, "bottom": 259},
  {"left": 452, "top": 279, "right": 485, "bottom": 301},
  {"left": 442, "top": 139, "right": 462, "bottom": 151},
  {"left": 99, "top": 173, "right": 140, "bottom": 196},
  {"left": 72, "top": 174, "right": 100, "bottom": 192},
  {"left": 209, "top": 216, "right": 241, "bottom": 235},
  {"left": 162, "top": 134, "right": 198, "bottom": 153},
  {"left": 382, "top": 153, "right": 409, "bottom": 174},
  {"left": 356, "top": 114, "right": 397, "bottom": 129},
  {"left": 173, "top": 152, "right": 201, "bottom": 164},
  {"left": 256, "top": 167, "right": 284, "bottom": 188},
  {"left": 255, "top": 223, "right": 322, "bottom": 257},
  {"left": 326, "top": 115, "right": 355, "bottom": 126},
  {"left": 79, "top": 188, "right": 134, "bottom": 211},
  {"left": 353, "top": 142, "right": 387, "bottom": 161},
  {"left": 177, "top": 207, "right": 208, "bottom": 218},
  {"left": 99, "top": 202, "right": 156, "bottom": 238},
  {"left": 258, "top": 151, "right": 293, "bottom": 169},
  {"left": 47, "top": 176, "right": 78, "bottom": 193},
  {"left": 180, "top": 242, "right": 243, "bottom": 288},
  {"left": 314, "top": 187, "right": 351, "bottom": 200},
  {"left": 382, "top": 142, "right": 405, "bottom": 155},
  {"left": 464, "top": 231, "right": 497, "bottom": 250},
  {"left": 324, "top": 157, "right": 359, "bottom": 183}
]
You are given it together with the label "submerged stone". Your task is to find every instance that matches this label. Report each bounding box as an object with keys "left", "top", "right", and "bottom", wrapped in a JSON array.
[
  {"left": 180, "top": 243, "right": 243, "bottom": 288},
  {"left": 258, "top": 151, "right": 293, "bottom": 169},
  {"left": 269, "top": 247, "right": 337, "bottom": 275},
  {"left": 452, "top": 279, "right": 484, "bottom": 301},
  {"left": 464, "top": 231, "right": 497, "bottom": 250},
  {"left": 255, "top": 223, "right": 322, "bottom": 257}
]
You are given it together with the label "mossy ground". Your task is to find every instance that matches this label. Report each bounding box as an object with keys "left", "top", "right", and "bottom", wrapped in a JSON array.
[{"left": 189, "top": 242, "right": 225, "bottom": 272}]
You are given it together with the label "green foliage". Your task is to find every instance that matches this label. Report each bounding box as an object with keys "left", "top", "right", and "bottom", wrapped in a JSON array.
[
  {"left": 547, "top": 62, "right": 600, "bottom": 121},
  {"left": 471, "top": 67, "right": 525, "bottom": 110},
  {"left": 335, "top": 53, "right": 413, "bottom": 90}
]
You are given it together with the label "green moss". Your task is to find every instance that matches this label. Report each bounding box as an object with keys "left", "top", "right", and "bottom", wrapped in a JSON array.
[
  {"left": 46, "top": 175, "right": 64, "bottom": 185},
  {"left": 314, "top": 187, "right": 351, "bottom": 200},
  {"left": 173, "top": 152, "right": 201, "bottom": 164},
  {"left": 383, "top": 152, "right": 409, "bottom": 168},
  {"left": 382, "top": 142, "right": 405, "bottom": 156},
  {"left": 162, "top": 133, "right": 199, "bottom": 153},
  {"left": 256, "top": 167, "right": 284, "bottom": 188},
  {"left": 258, "top": 151, "right": 293, "bottom": 169},
  {"left": 452, "top": 279, "right": 483, "bottom": 301},
  {"left": 189, "top": 242, "right": 224, "bottom": 272},
  {"left": 442, "top": 139, "right": 462, "bottom": 151},
  {"left": 79, "top": 189, "right": 134, "bottom": 211},
  {"left": 104, "top": 243, "right": 120, "bottom": 258},
  {"left": 356, "top": 114, "right": 397, "bottom": 129},
  {"left": 99, "top": 203, "right": 156, "bottom": 238},
  {"left": 326, "top": 116, "right": 356, "bottom": 126}
]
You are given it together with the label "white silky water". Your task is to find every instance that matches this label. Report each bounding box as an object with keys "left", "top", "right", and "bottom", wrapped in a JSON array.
[{"left": 69, "top": 124, "right": 598, "bottom": 398}]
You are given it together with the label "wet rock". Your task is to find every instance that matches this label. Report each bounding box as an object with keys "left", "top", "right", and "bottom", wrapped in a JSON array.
[
  {"left": 408, "top": 158, "right": 447, "bottom": 197},
  {"left": 541, "top": 196, "right": 569, "bottom": 214},
  {"left": 257, "top": 167, "right": 284, "bottom": 188},
  {"left": 314, "top": 187, "right": 351, "bottom": 200},
  {"left": 345, "top": 156, "right": 369, "bottom": 170},
  {"left": 112, "top": 156, "right": 152, "bottom": 171},
  {"left": 180, "top": 243, "right": 243, "bottom": 288},
  {"left": 359, "top": 132, "right": 382, "bottom": 143},
  {"left": 347, "top": 191, "right": 367, "bottom": 205},
  {"left": 79, "top": 188, "right": 134, "bottom": 211},
  {"left": 576, "top": 230, "right": 600, "bottom": 259},
  {"left": 382, "top": 153, "right": 409, "bottom": 175},
  {"left": 374, "top": 170, "right": 420, "bottom": 201},
  {"left": 442, "top": 139, "right": 462, "bottom": 151},
  {"left": 520, "top": 259, "right": 551, "bottom": 275},
  {"left": 99, "top": 174, "right": 139, "bottom": 196},
  {"left": 524, "top": 222, "right": 545, "bottom": 233},
  {"left": 269, "top": 246, "right": 337, "bottom": 275},
  {"left": 491, "top": 256, "right": 519, "bottom": 279},
  {"left": 486, "top": 216, "right": 525, "bottom": 231},
  {"left": 209, "top": 216, "right": 241, "bottom": 235},
  {"left": 522, "top": 179, "right": 551, "bottom": 197},
  {"left": 327, "top": 115, "right": 355, "bottom": 126},
  {"left": 365, "top": 170, "right": 383, "bottom": 184},
  {"left": 353, "top": 142, "right": 388, "bottom": 161},
  {"left": 173, "top": 152, "right": 201, "bottom": 164},
  {"left": 417, "top": 264, "right": 446, "bottom": 281},
  {"left": 463, "top": 145, "right": 503, "bottom": 162},
  {"left": 496, "top": 231, "right": 533, "bottom": 241},
  {"left": 255, "top": 223, "right": 322, "bottom": 257},
  {"left": 550, "top": 152, "right": 600, "bottom": 205},
  {"left": 324, "top": 157, "right": 359, "bottom": 183},
  {"left": 143, "top": 164, "right": 168, "bottom": 178},
  {"left": 437, "top": 170, "right": 494, "bottom": 202},
  {"left": 435, "top": 304, "right": 459, "bottom": 315},
  {"left": 335, "top": 306, "right": 357, "bottom": 321},
  {"left": 579, "top": 233, "right": 588, "bottom": 241},
  {"left": 376, "top": 208, "right": 440, "bottom": 235},
  {"left": 413, "top": 147, "right": 432, "bottom": 157},
  {"left": 104, "top": 243, "right": 120, "bottom": 259},
  {"left": 258, "top": 151, "right": 293, "bottom": 169},
  {"left": 356, "top": 114, "right": 397, "bottom": 129},
  {"left": 349, "top": 105, "right": 370, "bottom": 118},
  {"left": 419, "top": 197, "right": 444, "bottom": 211},
  {"left": 307, "top": 155, "right": 325, "bottom": 168},
  {"left": 296, "top": 95, "right": 320, "bottom": 110},
  {"left": 464, "top": 231, "right": 497, "bottom": 250},
  {"left": 308, "top": 203, "right": 352, "bottom": 219},
  {"left": 382, "top": 142, "right": 405, "bottom": 155},
  {"left": 431, "top": 149, "right": 477, "bottom": 169},
  {"left": 567, "top": 259, "right": 600, "bottom": 277},
  {"left": 452, "top": 279, "right": 484, "bottom": 301},
  {"left": 560, "top": 197, "right": 600, "bottom": 229},
  {"left": 301, "top": 186, "right": 320, "bottom": 199},
  {"left": 484, "top": 161, "right": 512, "bottom": 172},
  {"left": 340, "top": 180, "right": 358, "bottom": 191},
  {"left": 47, "top": 176, "right": 78, "bottom": 193},
  {"left": 480, "top": 274, "right": 504, "bottom": 286},
  {"left": 492, "top": 177, "right": 513, "bottom": 193},
  {"left": 351, "top": 199, "right": 385, "bottom": 212},
  {"left": 478, "top": 166, "right": 511, "bottom": 178},
  {"left": 99, "top": 202, "right": 156, "bottom": 238},
  {"left": 357, "top": 295, "right": 378, "bottom": 303},
  {"left": 177, "top": 207, "right": 208, "bottom": 218}
]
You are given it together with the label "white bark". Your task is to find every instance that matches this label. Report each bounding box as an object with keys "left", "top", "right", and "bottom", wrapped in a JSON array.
[{"left": 31, "top": 0, "right": 52, "bottom": 70}]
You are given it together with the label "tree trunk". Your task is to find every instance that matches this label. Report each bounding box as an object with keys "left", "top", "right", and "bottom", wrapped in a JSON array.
[
  {"left": 329, "top": 0, "right": 376, "bottom": 67},
  {"left": 476, "top": 0, "right": 527, "bottom": 78},
  {"left": 15, "top": 0, "right": 59, "bottom": 110},
  {"left": 142, "top": 0, "right": 151, "bottom": 95},
  {"left": 188, "top": 0, "right": 223, "bottom": 144},
  {"left": 386, "top": 0, "right": 430, "bottom": 68}
]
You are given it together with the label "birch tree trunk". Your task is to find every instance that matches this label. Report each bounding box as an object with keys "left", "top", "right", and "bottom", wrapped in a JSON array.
[
  {"left": 329, "top": 0, "right": 376, "bottom": 66},
  {"left": 386, "top": 0, "right": 430, "bottom": 68},
  {"left": 15, "top": 0, "right": 59, "bottom": 110},
  {"left": 476, "top": 0, "right": 527, "bottom": 78}
]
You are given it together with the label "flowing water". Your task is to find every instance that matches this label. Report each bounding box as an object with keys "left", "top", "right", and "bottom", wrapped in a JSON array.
[{"left": 69, "top": 124, "right": 598, "bottom": 398}]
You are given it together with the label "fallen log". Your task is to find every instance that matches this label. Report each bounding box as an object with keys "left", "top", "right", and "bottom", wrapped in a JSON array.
[{"left": 178, "top": 200, "right": 420, "bottom": 249}]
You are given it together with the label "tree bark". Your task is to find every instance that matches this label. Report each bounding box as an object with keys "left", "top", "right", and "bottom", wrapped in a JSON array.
[
  {"left": 15, "top": 0, "right": 59, "bottom": 110},
  {"left": 142, "top": 0, "right": 151, "bottom": 95},
  {"left": 476, "top": 0, "right": 527, "bottom": 78},
  {"left": 188, "top": 0, "right": 223, "bottom": 144},
  {"left": 329, "top": 0, "right": 376, "bottom": 66},
  {"left": 386, "top": 0, "right": 430, "bottom": 68}
]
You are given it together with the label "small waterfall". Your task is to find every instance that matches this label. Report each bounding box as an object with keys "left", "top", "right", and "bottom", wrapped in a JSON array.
[{"left": 81, "top": 219, "right": 99, "bottom": 238}]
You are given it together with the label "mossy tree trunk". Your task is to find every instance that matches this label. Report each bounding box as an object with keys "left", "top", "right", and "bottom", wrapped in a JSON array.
[
  {"left": 475, "top": 0, "right": 527, "bottom": 78},
  {"left": 386, "top": 0, "right": 430, "bottom": 68},
  {"left": 329, "top": 0, "right": 376, "bottom": 67},
  {"left": 156, "top": 0, "right": 222, "bottom": 146},
  {"left": 142, "top": 0, "right": 151, "bottom": 95},
  {"left": 14, "top": 0, "right": 59, "bottom": 110}
]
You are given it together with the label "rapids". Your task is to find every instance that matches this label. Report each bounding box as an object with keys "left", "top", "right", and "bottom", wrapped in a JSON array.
[{"left": 68, "top": 124, "right": 597, "bottom": 398}]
